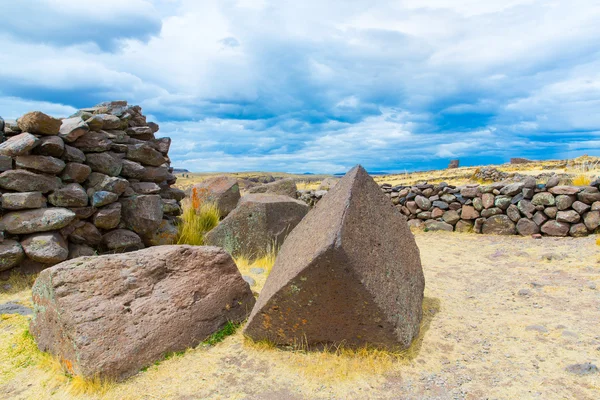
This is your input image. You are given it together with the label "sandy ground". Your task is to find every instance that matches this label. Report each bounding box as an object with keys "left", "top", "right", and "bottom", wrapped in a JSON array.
[{"left": 1, "top": 232, "right": 599, "bottom": 399}]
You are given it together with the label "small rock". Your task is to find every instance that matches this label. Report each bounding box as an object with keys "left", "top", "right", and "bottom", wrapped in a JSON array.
[
  {"left": 0, "top": 302, "right": 33, "bottom": 316},
  {"left": 565, "top": 363, "right": 598, "bottom": 376}
]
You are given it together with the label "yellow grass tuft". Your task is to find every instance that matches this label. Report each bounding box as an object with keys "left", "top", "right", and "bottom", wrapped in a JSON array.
[
  {"left": 596, "top": 237, "right": 600, "bottom": 246},
  {"left": 572, "top": 174, "right": 591, "bottom": 186},
  {"left": 176, "top": 200, "right": 220, "bottom": 246}
]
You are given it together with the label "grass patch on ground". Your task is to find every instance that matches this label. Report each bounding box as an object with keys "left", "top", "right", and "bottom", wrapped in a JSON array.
[{"left": 176, "top": 199, "right": 220, "bottom": 246}]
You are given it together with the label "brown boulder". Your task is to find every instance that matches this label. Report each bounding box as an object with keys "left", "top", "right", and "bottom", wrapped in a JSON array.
[
  {"left": 71, "top": 131, "right": 112, "bottom": 152},
  {"left": 62, "top": 145, "right": 86, "bottom": 163},
  {"left": 48, "top": 183, "right": 88, "bottom": 207},
  {"left": 541, "top": 220, "right": 570, "bottom": 237},
  {"left": 21, "top": 232, "right": 69, "bottom": 264},
  {"left": 516, "top": 218, "right": 539, "bottom": 236},
  {"left": 59, "top": 117, "right": 89, "bottom": 142},
  {"left": 0, "top": 240, "right": 25, "bottom": 272},
  {"left": 0, "top": 208, "right": 76, "bottom": 234},
  {"left": 142, "top": 219, "right": 178, "bottom": 246},
  {"left": 1, "top": 192, "right": 46, "bottom": 210},
  {"left": 126, "top": 143, "right": 165, "bottom": 167},
  {"left": 0, "top": 170, "right": 61, "bottom": 193},
  {"left": 32, "top": 136, "right": 65, "bottom": 157},
  {"left": 15, "top": 155, "right": 66, "bottom": 174},
  {"left": 192, "top": 176, "right": 240, "bottom": 218},
  {"left": 205, "top": 194, "right": 308, "bottom": 259},
  {"left": 247, "top": 178, "right": 298, "bottom": 198},
  {"left": 244, "top": 166, "right": 425, "bottom": 351},
  {"left": 85, "top": 152, "right": 123, "bottom": 176},
  {"left": 93, "top": 203, "right": 122, "bottom": 230},
  {"left": 30, "top": 246, "right": 255, "bottom": 380},
  {"left": 102, "top": 229, "right": 144, "bottom": 251},
  {"left": 61, "top": 163, "right": 92, "bottom": 183},
  {"left": 17, "top": 111, "right": 61, "bottom": 135},
  {"left": 481, "top": 215, "right": 516, "bottom": 235},
  {"left": 120, "top": 195, "right": 164, "bottom": 235},
  {"left": 0, "top": 132, "right": 39, "bottom": 157}
]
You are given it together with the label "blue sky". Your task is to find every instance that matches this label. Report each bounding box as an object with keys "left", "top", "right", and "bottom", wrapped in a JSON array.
[{"left": 1, "top": 0, "right": 599, "bottom": 174}]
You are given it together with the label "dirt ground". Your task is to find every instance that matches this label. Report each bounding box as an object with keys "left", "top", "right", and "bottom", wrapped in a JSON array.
[{"left": 1, "top": 232, "right": 599, "bottom": 400}]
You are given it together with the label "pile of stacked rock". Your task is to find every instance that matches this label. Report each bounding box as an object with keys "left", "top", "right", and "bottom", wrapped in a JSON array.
[
  {"left": 0, "top": 101, "right": 185, "bottom": 275},
  {"left": 300, "top": 176, "right": 600, "bottom": 237}
]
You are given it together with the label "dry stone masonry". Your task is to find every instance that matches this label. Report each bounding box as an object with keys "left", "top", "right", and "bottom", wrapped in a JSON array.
[
  {"left": 0, "top": 101, "right": 185, "bottom": 275},
  {"left": 300, "top": 176, "right": 600, "bottom": 237}
]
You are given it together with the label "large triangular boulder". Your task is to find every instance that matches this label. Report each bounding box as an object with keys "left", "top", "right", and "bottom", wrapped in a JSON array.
[{"left": 244, "top": 165, "right": 425, "bottom": 350}]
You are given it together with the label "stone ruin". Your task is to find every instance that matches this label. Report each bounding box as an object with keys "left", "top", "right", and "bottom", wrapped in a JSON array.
[
  {"left": 0, "top": 101, "right": 185, "bottom": 276},
  {"left": 448, "top": 159, "right": 460, "bottom": 169},
  {"left": 27, "top": 165, "right": 425, "bottom": 380}
]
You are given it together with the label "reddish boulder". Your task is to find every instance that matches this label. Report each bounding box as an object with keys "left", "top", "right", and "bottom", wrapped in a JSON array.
[
  {"left": 192, "top": 176, "right": 240, "bottom": 218},
  {"left": 30, "top": 246, "right": 255, "bottom": 380},
  {"left": 244, "top": 166, "right": 424, "bottom": 351}
]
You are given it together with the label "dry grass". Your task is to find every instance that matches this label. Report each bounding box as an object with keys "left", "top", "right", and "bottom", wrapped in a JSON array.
[
  {"left": 572, "top": 174, "right": 592, "bottom": 186},
  {"left": 176, "top": 199, "right": 220, "bottom": 246},
  {"left": 296, "top": 180, "right": 322, "bottom": 191}
]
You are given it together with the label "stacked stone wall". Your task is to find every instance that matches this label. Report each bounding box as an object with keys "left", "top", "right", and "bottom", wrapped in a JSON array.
[
  {"left": 0, "top": 101, "right": 185, "bottom": 276},
  {"left": 299, "top": 176, "right": 600, "bottom": 237}
]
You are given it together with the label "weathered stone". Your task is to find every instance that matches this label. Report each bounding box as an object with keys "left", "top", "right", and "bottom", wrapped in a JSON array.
[
  {"left": 432, "top": 200, "right": 449, "bottom": 210},
  {"left": 417, "top": 211, "right": 431, "bottom": 220},
  {"left": 0, "top": 155, "right": 12, "bottom": 172},
  {"left": 69, "top": 207, "right": 97, "bottom": 220},
  {"left": 531, "top": 192, "right": 555, "bottom": 206},
  {"left": 481, "top": 193, "right": 494, "bottom": 209},
  {"left": 68, "top": 243, "right": 96, "bottom": 259},
  {"left": 1, "top": 192, "right": 46, "bottom": 210},
  {"left": 522, "top": 187, "right": 534, "bottom": 199},
  {"left": 142, "top": 219, "right": 178, "bottom": 246},
  {"left": 248, "top": 178, "right": 298, "bottom": 198},
  {"left": 506, "top": 204, "right": 521, "bottom": 222},
  {"left": 59, "top": 117, "right": 89, "bottom": 142},
  {"left": 93, "top": 203, "right": 121, "bottom": 230},
  {"left": 482, "top": 215, "right": 516, "bottom": 235},
  {"left": 442, "top": 210, "right": 460, "bottom": 225},
  {"left": 414, "top": 195, "right": 431, "bottom": 211},
  {"left": 96, "top": 114, "right": 122, "bottom": 130},
  {"left": 317, "top": 177, "right": 339, "bottom": 191},
  {"left": 556, "top": 210, "right": 580, "bottom": 224},
  {"left": 21, "top": 232, "right": 68, "bottom": 264},
  {"left": 62, "top": 145, "right": 86, "bottom": 163},
  {"left": 60, "top": 162, "right": 91, "bottom": 183},
  {"left": 516, "top": 218, "right": 540, "bottom": 236},
  {"left": 425, "top": 220, "right": 453, "bottom": 232},
  {"left": 48, "top": 183, "right": 88, "bottom": 207},
  {"left": 192, "top": 177, "right": 241, "bottom": 218},
  {"left": 549, "top": 186, "right": 580, "bottom": 195},
  {"left": 69, "top": 222, "right": 102, "bottom": 246},
  {"left": 17, "top": 111, "right": 61, "bottom": 135},
  {"left": 540, "top": 220, "right": 570, "bottom": 237},
  {"left": 141, "top": 166, "right": 170, "bottom": 183},
  {"left": 244, "top": 166, "right": 424, "bottom": 351},
  {"left": 32, "top": 136, "right": 65, "bottom": 157},
  {"left": 481, "top": 207, "right": 502, "bottom": 218},
  {"left": 0, "top": 240, "right": 24, "bottom": 271},
  {"left": 149, "top": 137, "right": 170, "bottom": 154},
  {"left": 120, "top": 195, "right": 164, "bottom": 236},
  {"left": 472, "top": 197, "right": 483, "bottom": 211},
  {"left": 544, "top": 207, "right": 558, "bottom": 219},
  {"left": 592, "top": 201, "right": 600, "bottom": 211},
  {"left": 85, "top": 152, "right": 123, "bottom": 176},
  {"left": 91, "top": 191, "right": 119, "bottom": 207},
  {"left": 30, "top": 245, "right": 255, "bottom": 381},
  {"left": 131, "top": 182, "right": 161, "bottom": 194},
  {"left": 545, "top": 176, "right": 560, "bottom": 188},
  {"left": 71, "top": 131, "right": 112, "bottom": 152},
  {"left": 460, "top": 186, "right": 480, "bottom": 198},
  {"left": 120, "top": 159, "right": 146, "bottom": 179},
  {"left": 555, "top": 195, "right": 574, "bottom": 211},
  {"left": 431, "top": 207, "right": 444, "bottom": 219},
  {"left": 500, "top": 182, "right": 524, "bottom": 196},
  {"left": 1, "top": 208, "right": 76, "bottom": 235},
  {"left": 15, "top": 155, "right": 65, "bottom": 174},
  {"left": 454, "top": 220, "right": 473, "bottom": 233},
  {"left": 569, "top": 223, "right": 589, "bottom": 237},
  {"left": 518, "top": 200, "right": 536, "bottom": 219},
  {"left": 0, "top": 302, "right": 33, "bottom": 316},
  {"left": 473, "top": 217, "right": 485, "bottom": 233},
  {"left": 205, "top": 194, "right": 308, "bottom": 259},
  {"left": 0, "top": 132, "right": 39, "bottom": 157},
  {"left": 532, "top": 211, "right": 548, "bottom": 226},
  {"left": 84, "top": 115, "right": 104, "bottom": 131},
  {"left": 407, "top": 219, "right": 424, "bottom": 230},
  {"left": 86, "top": 173, "right": 129, "bottom": 195},
  {"left": 0, "top": 169, "right": 61, "bottom": 193},
  {"left": 494, "top": 195, "right": 512, "bottom": 210},
  {"left": 583, "top": 211, "right": 600, "bottom": 231},
  {"left": 162, "top": 199, "right": 181, "bottom": 216},
  {"left": 572, "top": 201, "right": 590, "bottom": 214},
  {"left": 102, "top": 229, "right": 144, "bottom": 251},
  {"left": 577, "top": 191, "right": 600, "bottom": 205},
  {"left": 126, "top": 144, "right": 165, "bottom": 167}
]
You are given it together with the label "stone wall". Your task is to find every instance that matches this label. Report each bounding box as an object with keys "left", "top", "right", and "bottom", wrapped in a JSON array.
[
  {"left": 299, "top": 176, "right": 600, "bottom": 237},
  {"left": 0, "top": 101, "right": 185, "bottom": 276}
]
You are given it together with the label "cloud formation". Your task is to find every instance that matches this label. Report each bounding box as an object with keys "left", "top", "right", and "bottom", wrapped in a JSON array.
[{"left": 1, "top": 0, "right": 599, "bottom": 173}]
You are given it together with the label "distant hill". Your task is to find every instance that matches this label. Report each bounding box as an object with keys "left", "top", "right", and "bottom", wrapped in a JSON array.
[{"left": 173, "top": 168, "right": 190, "bottom": 173}]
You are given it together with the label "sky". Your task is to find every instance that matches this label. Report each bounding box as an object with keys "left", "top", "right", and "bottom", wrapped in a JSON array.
[{"left": 1, "top": 0, "right": 599, "bottom": 174}]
